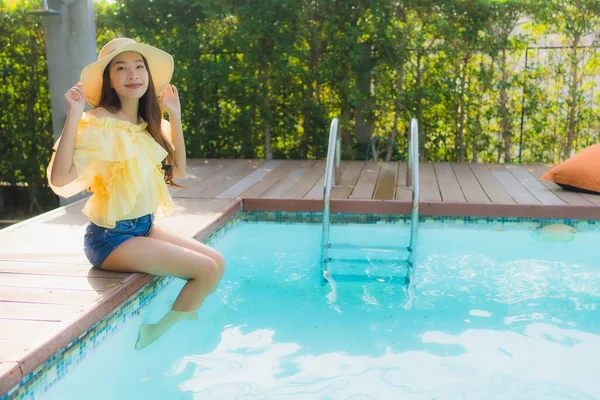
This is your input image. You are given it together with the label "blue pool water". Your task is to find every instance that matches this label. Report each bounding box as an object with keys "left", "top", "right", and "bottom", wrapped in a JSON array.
[{"left": 42, "top": 218, "right": 600, "bottom": 399}]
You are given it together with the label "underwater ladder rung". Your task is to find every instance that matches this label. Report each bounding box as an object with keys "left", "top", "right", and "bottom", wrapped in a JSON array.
[{"left": 319, "top": 118, "right": 420, "bottom": 306}]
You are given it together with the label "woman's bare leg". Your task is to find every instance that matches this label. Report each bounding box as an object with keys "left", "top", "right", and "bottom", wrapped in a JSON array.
[
  {"left": 148, "top": 224, "right": 226, "bottom": 283},
  {"left": 101, "top": 236, "right": 221, "bottom": 348}
]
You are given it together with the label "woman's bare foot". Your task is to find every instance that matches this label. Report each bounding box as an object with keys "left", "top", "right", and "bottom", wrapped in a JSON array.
[
  {"left": 135, "top": 324, "right": 158, "bottom": 349},
  {"left": 135, "top": 310, "right": 198, "bottom": 349}
]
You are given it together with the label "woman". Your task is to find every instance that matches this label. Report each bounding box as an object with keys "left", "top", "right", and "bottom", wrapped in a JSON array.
[{"left": 48, "top": 38, "right": 225, "bottom": 349}]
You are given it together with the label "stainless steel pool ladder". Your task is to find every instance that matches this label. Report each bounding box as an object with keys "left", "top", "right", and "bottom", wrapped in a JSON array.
[{"left": 320, "top": 118, "right": 420, "bottom": 284}]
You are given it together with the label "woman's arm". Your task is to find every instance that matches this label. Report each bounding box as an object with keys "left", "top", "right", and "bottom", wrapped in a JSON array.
[
  {"left": 169, "top": 112, "right": 186, "bottom": 179},
  {"left": 50, "top": 83, "right": 85, "bottom": 187}
]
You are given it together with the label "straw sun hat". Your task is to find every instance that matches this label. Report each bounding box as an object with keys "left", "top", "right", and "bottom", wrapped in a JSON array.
[{"left": 80, "top": 38, "right": 174, "bottom": 107}]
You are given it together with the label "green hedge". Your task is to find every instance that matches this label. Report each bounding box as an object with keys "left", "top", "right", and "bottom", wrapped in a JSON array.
[{"left": 1, "top": 0, "right": 599, "bottom": 217}]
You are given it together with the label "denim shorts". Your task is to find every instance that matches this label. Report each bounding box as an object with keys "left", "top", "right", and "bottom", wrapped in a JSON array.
[{"left": 83, "top": 214, "right": 154, "bottom": 269}]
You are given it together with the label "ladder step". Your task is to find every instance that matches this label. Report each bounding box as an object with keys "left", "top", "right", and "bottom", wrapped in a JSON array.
[
  {"left": 328, "top": 243, "right": 410, "bottom": 252},
  {"left": 328, "top": 273, "right": 407, "bottom": 284},
  {"left": 327, "top": 257, "right": 408, "bottom": 265}
]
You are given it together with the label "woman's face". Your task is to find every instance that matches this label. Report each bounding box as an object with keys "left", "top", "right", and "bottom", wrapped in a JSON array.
[{"left": 108, "top": 51, "right": 149, "bottom": 101}]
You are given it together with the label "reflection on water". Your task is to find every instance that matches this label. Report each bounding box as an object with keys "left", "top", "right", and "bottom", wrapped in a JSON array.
[
  {"left": 171, "top": 323, "right": 600, "bottom": 399},
  {"left": 166, "top": 246, "right": 600, "bottom": 400}
]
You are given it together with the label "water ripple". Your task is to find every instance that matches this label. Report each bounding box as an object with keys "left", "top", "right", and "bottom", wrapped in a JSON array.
[
  {"left": 166, "top": 323, "right": 600, "bottom": 399},
  {"left": 415, "top": 255, "right": 600, "bottom": 307}
]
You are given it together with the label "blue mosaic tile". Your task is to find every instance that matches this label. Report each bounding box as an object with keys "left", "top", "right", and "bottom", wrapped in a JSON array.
[
  {"left": 239, "top": 210, "right": 600, "bottom": 232},
  {"left": 4, "top": 276, "right": 174, "bottom": 400},
  {"left": 199, "top": 211, "right": 243, "bottom": 244}
]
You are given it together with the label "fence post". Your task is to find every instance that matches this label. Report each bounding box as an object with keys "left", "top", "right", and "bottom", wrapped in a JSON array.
[{"left": 39, "top": 0, "right": 97, "bottom": 204}]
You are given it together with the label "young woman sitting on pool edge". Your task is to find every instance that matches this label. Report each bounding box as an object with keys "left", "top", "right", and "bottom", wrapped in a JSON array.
[{"left": 47, "top": 38, "right": 225, "bottom": 349}]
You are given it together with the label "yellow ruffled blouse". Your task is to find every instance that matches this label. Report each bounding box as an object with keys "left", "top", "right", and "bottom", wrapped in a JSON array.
[{"left": 47, "top": 113, "right": 175, "bottom": 228}]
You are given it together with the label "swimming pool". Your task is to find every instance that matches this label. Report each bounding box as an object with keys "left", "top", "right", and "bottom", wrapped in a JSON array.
[{"left": 10, "top": 212, "right": 600, "bottom": 399}]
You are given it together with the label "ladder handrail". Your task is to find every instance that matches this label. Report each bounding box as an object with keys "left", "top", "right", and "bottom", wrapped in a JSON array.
[
  {"left": 320, "top": 117, "right": 419, "bottom": 290},
  {"left": 408, "top": 118, "right": 419, "bottom": 260},
  {"left": 321, "top": 118, "right": 341, "bottom": 276},
  {"left": 404, "top": 118, "right": 419, "bottom": 309}
]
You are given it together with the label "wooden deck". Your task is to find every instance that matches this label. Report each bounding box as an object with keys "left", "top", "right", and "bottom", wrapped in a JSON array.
[
  {"left": 172, "top": 159, "right": 600, "bottom": 206},
  {"left": 2, "top": 159, "right": 600, "bottom": 395}
]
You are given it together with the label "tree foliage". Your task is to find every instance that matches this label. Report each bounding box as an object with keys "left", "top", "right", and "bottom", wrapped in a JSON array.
[
  {"left": 1, "top": 0, "right": 54, "bottom": 215},
  {"left": 1, "top": 0, "right": 600, "bottom": 216}
]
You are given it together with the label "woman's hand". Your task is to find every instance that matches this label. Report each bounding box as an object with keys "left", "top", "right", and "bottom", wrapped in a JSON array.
[
  {"left": 161, "top": 84, "right": 181, "bottom": 119},
  {"left": 63, "top": 82, "right": 85, "bottom": 115}
]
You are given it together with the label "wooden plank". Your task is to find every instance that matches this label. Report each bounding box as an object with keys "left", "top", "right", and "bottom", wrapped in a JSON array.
[
  {"left": 174, "top": 159, "right": 239, "bottom": 197},
  {"left": 526, "top": 164, "right": 595, "bottom": 206},
  {"left": 185, "top": 158, "right": 213, "bottom": 168},
  {"left": 201, "top": 160, "right": 266, "bottom": 198},
  {"left": 469, "top": 164, "right": 515, "bottom": 204},
  {"left": 238, "top": 161, "right": 298, "bottom": 198},
  {"left": 304, "top": 175, "right": 325, "bottom": 199},
  {"left": 179, "top": 159, "right": 249, "bottom": 198},
  {"left": 176, "top": 159, "right": 222, "bottom": 180},
  {"left": 349, "top": 161, "right": 381, "bottom": 199},
  {"left": 487, "top": 164, "right": 539, "bottom": 204},
  {"left": 451, "top": 163, "right": 490, "bottom": 204},
  {"left": 0, "top": 339, "right": 32, "bottom": 362},
  {"left": 305, "top": 161, "right": 349, "bottom": 199},
  {"left": 331, "top": 161, "right": 365, "bottom": 200},
  {"left": 0, "top": 273, "right": 120, "bottom": 291},
  {"left": 0, "top": 260, "right": 127, "bottom": 279},
  {"left": 172, "top": 159, "right": 233, "bottom": 197},
  {"left": 261, "top": 161, "right": 315, "bottom": 198},
  {"left": 506, "top": 165, "right": 566, "bottom": 205},
  {"left": 0, "top": 319, "right": 61, "bottom": 341},
  {"left": 0, "top": 302, "right": 85, "bottom": 322},
  {"left": 434, "top": 162, "right": 466, "bottom": 203},
  {"left": 282, "top": 160, "right": 325, "bottom": 199},
  {"left": 395, "top": 162, "right": 412, "bottom": 201},
  {"left": 169, "top": 159, "right": 215, "bottom": 196},
  {"left": 373, "top": 162, "right": 398, "bottom": 200},
  {"left": 419, "top": 162, "right": 442, "bottom": 202},
  {"left": 0, "top": 287, "right": 100, "bottom": 305},
  {"left": 576, "top": 192, "right": 600, "bottom": 206},
  {"left": 216, "top": 160, "right": 282, "bottom": 198},
  {"left": 0, "top": 361, "right": 20, "bottom": 383}
]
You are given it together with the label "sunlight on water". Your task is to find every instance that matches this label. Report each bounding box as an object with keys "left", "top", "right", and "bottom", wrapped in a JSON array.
[
  {"left": 167, "top": 323, "right": 600, "bottom": 399},
  {"left": 42, "top": 220, "right": 600, "bottom": 400}
]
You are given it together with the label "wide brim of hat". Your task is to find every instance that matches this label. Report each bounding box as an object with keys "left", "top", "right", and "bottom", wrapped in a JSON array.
[{"left": 80, "top": 42, "right": 174, "bottom": 108}]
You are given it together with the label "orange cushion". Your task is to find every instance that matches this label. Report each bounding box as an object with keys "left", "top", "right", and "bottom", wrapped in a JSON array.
[{"left": 542, "top": 143, "right": 600, "bottom": 193}]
